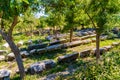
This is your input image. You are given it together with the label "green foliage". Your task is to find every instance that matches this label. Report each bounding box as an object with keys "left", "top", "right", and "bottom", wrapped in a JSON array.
[{"left": 85, "top": 0, "right": 120, "bottom": 34}]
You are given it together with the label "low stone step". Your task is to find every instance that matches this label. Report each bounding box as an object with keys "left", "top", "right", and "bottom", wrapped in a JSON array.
[
  {"left": 27, "top": 60, "right": 55, "bottom": 75},
  {"left": 57, "top": 52, "right": 79, "bottom": 63}
]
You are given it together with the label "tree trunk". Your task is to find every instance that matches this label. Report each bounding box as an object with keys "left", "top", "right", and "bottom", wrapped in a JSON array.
[
  {"left": 4, "top": 36, "right": 25, "bottom": 79},
  {"left": 70, "top": 28, "right": 73, "bottom": 42},
  {"left": 96, "top": 33, "right": 100, "bottom": 63}
]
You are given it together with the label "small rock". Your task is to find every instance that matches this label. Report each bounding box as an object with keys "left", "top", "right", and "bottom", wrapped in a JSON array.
[
  {"left": 0, "top": 69, "right": 11, "bottom": 80},
  {"left": 29, "top": 49, "right": 37, "bottom": 54},
  {"left": 0, "top": 50, "right": 7, "bottom": 55},
  {"left": 46, "top": 36, "right": 53, "bottom": 41},
  {"left": 7, "top": 53, "right": 15, "bottom": 61},
  {"left": 0, "top": 55, "right": 5, "bottom": 61},
  {"left": 20, "top": 51, "right": 29, "bottom": 58},
  {"left": 58, "top": 52, "right": 79, "bottom": 63},
  {"left": 17, "top": 41, "right": 24, "bottom": 47},
  {"left": 3, "top": 43, "right": 9, "bottom": 48},
  {"left": 28, "top": 40, "right": 33, "bottom": 45},
  {"left": 16, "top": 69, "right": 28, "bottom": 74}
]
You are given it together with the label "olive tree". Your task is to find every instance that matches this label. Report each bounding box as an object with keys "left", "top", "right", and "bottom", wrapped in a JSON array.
[
  {"left": 0, "top": 0, "right": 40, "bottom": 79},
  {"left": 84, "top": 0, "right": 120, "bottom": 62}
]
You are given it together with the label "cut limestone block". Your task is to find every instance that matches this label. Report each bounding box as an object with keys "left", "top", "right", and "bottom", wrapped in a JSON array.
[
  {"left": 27, "top": 60, "right": 55, "bottom": 75},
  {"left": 28, "top": 43, "right": 48, "bottom": 51},
  {"left": 0, "top": 69, "right": 11, "bottom": 80},
  {"left": 49, "top": 39, "right": 67, "bottom": 46},
  {"left": 58, "top": 52, "right": 79, "bottom": 63},
  {"left": 46, "top": 44, "right": 63, "bottom": 51},
  {"left": 63, "top": 41, "right": 82, "bottom": 48},
  {"left": 80, "top": 49, "right": 91, "bottom": 58}
]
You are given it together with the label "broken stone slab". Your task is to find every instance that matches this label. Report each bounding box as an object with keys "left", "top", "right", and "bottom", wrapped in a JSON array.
[
  {"left": 87, "top": 31, "right": 94, "bottom": 35},
  {"left": 112, "top": 42, "right": 120, "bottom": 46},
  {"left": 46, "top": 44, "right": 63, "bottom": 52},
  {"left": 80, "top": 49, "right": 91, "bottom": 58},
  {"left": 7, "top": 53, "right": 15, "bottom": 61},
  {"left": 76, "top": 32, "right": 82, "bottom": 37},
  {"left": 49, "top": 39, "right": 67, "bottom": 46},
  {"left": 72, "top": 38, "right": 80, "bottom": 41},
  {"left": 27, "top": 60, "right": 55, "bottom": 75},
  {"left": 29, "top": 49, "right": 37, "bottom": 54},
  {"left": 81, "top": 32, "right": 89, "bottom": 36},
  {"left": 28, "top": 43, "right": 48, "bottom": 51},
  {"left": 89, "top": 34, "right": 96, "bottom": 37},
  {"left": 82, "top": 39, "right": 92, "bottom": 44},
  {"left": 0, "top": 50, "right": 7, "bottom": 55},
  {"left": 57, "top": 52, "right": 79, "bottom": 63},
  {"left": 0, "top": 55, "right": 5, "bottom": 61},
  {"left": 63, "top": 41, "right": 82, "bottom": 48},
  {"left": 20, "top": 51, "right": 29, "bottom": 58},
  {"left": 37, "top": 48, "right": 46, "bottom": 54},
  {"left": 27, "top": 39, "right": 33, "bottom": 45},
  {"left": 0, "top": 69, "right": 11, "bottom": 80}
]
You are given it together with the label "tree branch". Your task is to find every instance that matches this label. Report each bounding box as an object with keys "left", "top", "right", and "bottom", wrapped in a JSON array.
[
  {"left": 85, "top": 11, "right": 96, "bottom": 28},
  {"left": 8, "top": 16, "right": 18, "bottom": 37}
]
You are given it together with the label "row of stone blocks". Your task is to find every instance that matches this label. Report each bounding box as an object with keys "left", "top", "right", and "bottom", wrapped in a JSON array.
[
  {"left": 0, "top": 42, "right": 119, "bottom": 79},
  {"left": 0, "top": 34, "right": 106, "bottom": 61},
  {"left": 28, "top": 34, "right": 96, "bottom": 51}
]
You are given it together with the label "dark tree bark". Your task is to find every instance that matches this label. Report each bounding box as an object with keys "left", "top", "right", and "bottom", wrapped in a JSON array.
[
  {"left": 0, "top": 16, "right": 25, "bottom": 79},
  {"left": 0, "top": 32, "right": 25, "bottom": 80},
  {"left": 96, "top": 33, "right": 100, "bottom": 63},
  {"left": 70, "top": 28, "right": 73, "bottom": 42}
]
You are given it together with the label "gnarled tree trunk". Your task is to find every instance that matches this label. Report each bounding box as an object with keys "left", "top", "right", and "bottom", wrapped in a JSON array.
[{"left": 5, "top": 35, "right": 25, "bottom": 79}]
